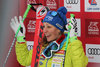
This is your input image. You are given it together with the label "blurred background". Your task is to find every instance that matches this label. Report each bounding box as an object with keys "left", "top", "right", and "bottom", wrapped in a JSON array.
[{"left": 0, "top": 0, "right": 19, "bottom": 67}]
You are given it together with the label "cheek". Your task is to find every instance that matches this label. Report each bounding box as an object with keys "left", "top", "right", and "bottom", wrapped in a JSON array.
[{"left": 51, "top": 29, "right": 60, "bottom": 38}]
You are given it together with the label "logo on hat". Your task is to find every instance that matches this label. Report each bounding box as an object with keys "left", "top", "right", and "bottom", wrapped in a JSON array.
[
  {"left": 45, "top": 16, "right": 53, "bottom": 21},
  {"left": 56, "top": 23, "right": 63, "bottom": 29}
]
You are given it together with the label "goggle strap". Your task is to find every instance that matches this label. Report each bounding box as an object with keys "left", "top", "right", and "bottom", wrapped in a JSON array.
[
  {"left": 41, "top": 54, "right": 46, "bottom": 58},
  {"left": 56, "top": 34, "right": 65, "bottom": 44}
]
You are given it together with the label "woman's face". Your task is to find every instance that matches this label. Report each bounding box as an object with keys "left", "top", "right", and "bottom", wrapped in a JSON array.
[{"left": 43, "top": 22, "right": 61, "bottom": 42}]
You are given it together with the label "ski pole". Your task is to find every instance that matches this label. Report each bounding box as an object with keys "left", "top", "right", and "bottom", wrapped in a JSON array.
[
  {"left": 63, "top": 14, "right": 75, "bottom": 67},
  {"left": 3, "top": 4, "right": 32, "bottom": 67}
]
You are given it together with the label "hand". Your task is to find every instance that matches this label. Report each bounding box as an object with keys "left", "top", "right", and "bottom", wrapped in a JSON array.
[
  {"left": 65, "top": 17, "right": 77, "bottom": 38},
  {"left": 10, "top": 16, "right": 26, "bottom": 37}
]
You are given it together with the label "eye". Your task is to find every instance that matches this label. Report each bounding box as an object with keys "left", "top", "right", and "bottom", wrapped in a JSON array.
[
  {"left": 47, "top": 25, "right": 52, "bottom": 28},
  {"left": 43, "top": 25, "right": 45, "bottom": 29}
]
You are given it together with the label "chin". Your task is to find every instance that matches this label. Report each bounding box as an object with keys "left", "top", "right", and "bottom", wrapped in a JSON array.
[
  {"left": 47, "top": 39, "right": 51, "bottom": 42},
  {"left": 47, "top": 38, "right": 56, "bottom": 42},
  {"left": 47, "top": 38, "right": 52, "bottom": 42}
]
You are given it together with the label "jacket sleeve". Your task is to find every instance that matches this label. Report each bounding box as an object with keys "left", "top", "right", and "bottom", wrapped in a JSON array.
[
  {"left": 70, "top": 40, "right": 88, "bottom": 67},
  {"left": 15, "top": 42, "right": 33, "bottom": 66}
]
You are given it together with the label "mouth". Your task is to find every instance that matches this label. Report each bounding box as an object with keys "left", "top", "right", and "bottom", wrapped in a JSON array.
[{"left": 45, "top": 34, "right": 51, "bottom": 39}]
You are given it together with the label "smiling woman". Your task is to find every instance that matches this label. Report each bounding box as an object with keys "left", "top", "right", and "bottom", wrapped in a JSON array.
[{"left": 10, "top": 6, "right": 88, "bottom": 67}]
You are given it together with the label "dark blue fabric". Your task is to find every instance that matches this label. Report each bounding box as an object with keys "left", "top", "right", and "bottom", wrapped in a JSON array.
[{"left": 43, "top": 7, "right": 67, "bottom": 32}]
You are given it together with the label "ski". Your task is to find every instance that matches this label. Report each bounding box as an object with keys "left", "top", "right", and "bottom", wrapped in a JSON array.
[{"left": 31, "top": 5, "right": 48, "bottom": 67}]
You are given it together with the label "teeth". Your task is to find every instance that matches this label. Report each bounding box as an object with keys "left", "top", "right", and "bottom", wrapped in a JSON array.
[
  {"left": 46, "top": 35, "right": 48, "bottom": 36},
  {"left": 45, "top": 34, "right": 50, "bottom": 37}
]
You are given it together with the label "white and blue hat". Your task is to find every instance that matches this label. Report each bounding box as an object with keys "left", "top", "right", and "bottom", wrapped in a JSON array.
[{"left": 43, "top": 7, "right": 67, "bottom": 32}]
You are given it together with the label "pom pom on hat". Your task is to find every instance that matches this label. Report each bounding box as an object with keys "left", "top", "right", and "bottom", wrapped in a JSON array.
[
  {"left": 57, "top": 7, "right": 67, "bottom": 15},
  {"left": 57, "top": 7, "right": 67, "bottom": 26},
  {"left": 43, "top": 7, "right": 67, "bottom": 32}
]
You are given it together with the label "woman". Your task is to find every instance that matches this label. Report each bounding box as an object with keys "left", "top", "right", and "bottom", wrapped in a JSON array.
[{"left": 10, "top": 7, "right": 88, "bottom": 67}]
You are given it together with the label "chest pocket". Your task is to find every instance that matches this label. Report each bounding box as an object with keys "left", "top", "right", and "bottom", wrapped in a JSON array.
[{"left": 39, "top": 50, "right": 65, "bottom": 67}]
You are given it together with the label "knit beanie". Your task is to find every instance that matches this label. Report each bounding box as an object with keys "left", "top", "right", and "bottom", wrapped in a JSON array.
[{"left": 43, "top": 7, "right": 67, "bottom": 32}]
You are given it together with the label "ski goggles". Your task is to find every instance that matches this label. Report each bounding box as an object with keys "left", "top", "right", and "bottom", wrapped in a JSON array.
[
  {"left": 41, "top": 34, "right": 65, "bottom": 59},
  {"left": 41, "top": 41, "right": 60, "bottom": 59},
  {"left": 50, "top": 11, "right": 65, "bottom": 24}
]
